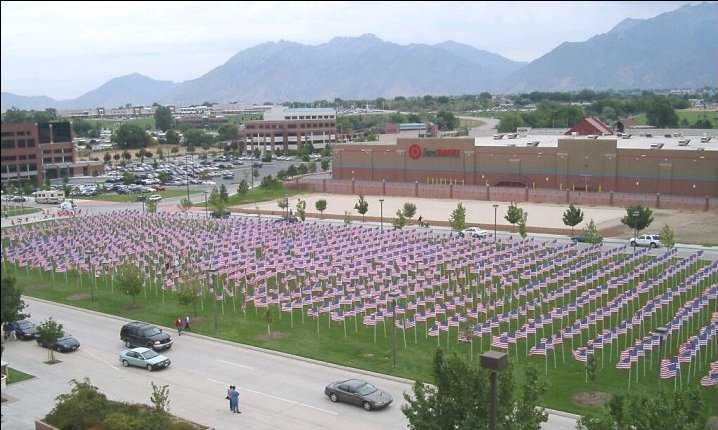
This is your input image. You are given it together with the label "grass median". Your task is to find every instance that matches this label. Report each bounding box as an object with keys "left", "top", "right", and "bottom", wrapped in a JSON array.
[
  {"left": 6, "top": 261, "right": 717, "bottom": 417},
  {"left": 1, "top": 207, "right": 41, "bottom": 218},
  {"left": 7, "top": 367, "right": 35, "bottom": 384}
]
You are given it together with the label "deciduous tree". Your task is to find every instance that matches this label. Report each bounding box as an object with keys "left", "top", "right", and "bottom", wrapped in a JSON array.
[
  {"left": 562, "top": 204, "right": 584, "bottom": 235},
  {"left": 37, "top": 317, "right": 64, "bottom": 363},
  {"left": 505, "top": 202, "right": 523, "bottom": 232},
  {"left": 660, "top": 224, "right": 675, "bottom": 248},
  {"left": 315, "top": 199, "right": 327, "bottom": 217},
  {"left": 449, "top": 202, "right": 466, "bottom": 232},
  {"left": 354, "top": 195, "right": 369, "bottom": 222}
]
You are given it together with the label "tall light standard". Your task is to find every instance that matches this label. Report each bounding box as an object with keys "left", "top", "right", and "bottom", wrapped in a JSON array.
[
  {"left": 203, "top": 191, "right": 209, "bottom": 219},
  {"left": 480, "top": 351, "right": 508, "bottom": 430},
  {"left": 390, "top": 290, "right": 400, "bottom": 367},
  {"left": 284, "top": 192, "right": 289, "bottom": 220},
  {"left": 631, "top": 209, "right": 639, "bottom": 254},
  {"left": 379, "top": 198, "right": 384, "bottom": 231},
  {"left": 207, "top": 268, "right": 219, "bottom": 334},
  {"left": 185, "top": 153, "right": 191, "bottom": 202},
  {"left": 492, "top": 204, "right": 499, "bottom": 243},
  {"left": 86, "top": 250, "right": 95, "bottom": 303}
]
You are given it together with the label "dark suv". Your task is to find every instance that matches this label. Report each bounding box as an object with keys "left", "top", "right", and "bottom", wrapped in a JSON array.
[{"left": 120, "top": 321, "right": 173, "bottom": 351}]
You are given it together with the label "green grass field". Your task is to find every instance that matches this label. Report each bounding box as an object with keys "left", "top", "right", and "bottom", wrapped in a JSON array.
[
  {"left": 0, "top": 207, "right": 41, "bottom": 218},
  {"left": 192, "top": 185, "right": 303, "bottom": 207},
  {"left": 6, "top": 367, "right": 35, "bottom": 384},
  {"left": 5, "top": 255, "right": 716, "bottom": 417},
  {"left": 84, "top": 189, "right": 198, "bottom": 203},
  {"left": 633, "top": 110, "right": 717, "bottom": 128}
]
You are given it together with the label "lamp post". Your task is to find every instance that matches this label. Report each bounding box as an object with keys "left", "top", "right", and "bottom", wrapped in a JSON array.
[
  {"left": 86, "top": 251, "right": 95, "bottom": 303},
  {"left": 284, "top": 192, "right": 289, "bottom": 220},
  {"left": 207, "top": 268, "right": 219, "bottom": 334},
  {"left": 390, "top": 290, "right": 399, "bottom": 367},
  {"left": 631, "top": 209, "right": 639, "bottom": 254},
  {"left": 492, "top": 204, "right": 499, "bottom": 244},
  {"left": 379, "top": 199, "right": 384, "bottom": 231},
  {"left": 199, "top": 191, "right": 208, "bottom": 219},
  {"left": 185, "top": 153, "right": 191, "bottom": 202},
  {"left": 480, "top": 351, "right": 508, "bottom": 430},
  {"left": 655, "top": 326, "right": 668, "bottom": 361}
]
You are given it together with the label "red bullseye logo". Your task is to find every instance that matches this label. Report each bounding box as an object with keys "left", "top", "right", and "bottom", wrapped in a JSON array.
[{"left": 408, "top": 144, "right": 422, "bottom": 159}]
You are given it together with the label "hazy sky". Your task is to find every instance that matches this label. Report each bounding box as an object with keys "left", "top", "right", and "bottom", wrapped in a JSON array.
[{"left": 1, "top": 1, "right": 699, "bottom": 99}]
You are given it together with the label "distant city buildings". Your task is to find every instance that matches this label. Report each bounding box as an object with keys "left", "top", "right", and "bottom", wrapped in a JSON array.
[{"left": 1, "top": 121, "right": 103, "bottom": 185}]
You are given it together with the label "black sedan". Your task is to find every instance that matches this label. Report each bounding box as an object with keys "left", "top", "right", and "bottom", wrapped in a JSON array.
[
  {"left": 37, "top": 334, "right": 80, "bottom": 352},
  {"left": 571, "top": 234, "right": 603, "bottom": 244},
  {"left": 14, "top": 320, "right": 39, "bottom": 340},
  {"left": 325, "top": 379, "right": 393, "bottom": 411}
]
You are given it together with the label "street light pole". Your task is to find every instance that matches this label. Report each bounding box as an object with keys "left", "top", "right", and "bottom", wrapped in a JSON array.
[
  {"left": 480, "top": 351, "right": 508, "bottom": 430},
  {"left": 492, "top": 204, "right": 499, "bottom": 244},
  {"left": 204, "top": 191, "right": 208, "bottom": 219},
  {"left": 185, "top": 153, "right": 190, "bottom": 202},
  {"left": 208, "top": 269, "right": 219, "bottom": 334},
  {"left": 632, "top": 209, "right": 639, "bottom": 254},
  {"left": 391, "top": 291, "right": 399, "bottom": 367},
  {"left": 379, "top": 198, "right": 384, "bottom": 231}
]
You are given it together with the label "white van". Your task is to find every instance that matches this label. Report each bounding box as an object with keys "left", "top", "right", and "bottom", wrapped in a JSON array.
[{"left": 35, "top": 190, "right": 65, "bottom": 204}]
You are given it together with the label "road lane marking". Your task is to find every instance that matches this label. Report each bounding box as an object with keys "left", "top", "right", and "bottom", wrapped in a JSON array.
[
  {"left": 216, "top": 359, "right": 255, "bottom": 370},
  {"left": 206, "top": 378, "right": 338, "bottom": 416}
]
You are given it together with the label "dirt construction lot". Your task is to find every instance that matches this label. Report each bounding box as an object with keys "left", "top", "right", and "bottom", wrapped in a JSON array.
[{"left": 239, "top": 193, "right": 718, "bottom": 245}]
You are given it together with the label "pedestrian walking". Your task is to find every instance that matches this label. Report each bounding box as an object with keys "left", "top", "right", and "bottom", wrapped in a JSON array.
[
  {"left": 175, "top": 317, "right": 183, "bottom": 336},
  {"left": 229, "top": 385, "right": 241, "bottom": 414},
  {"left": 185, "top": 315, "right": 191, "bottom": 331},
  {"left": 226, "top": 385, "right": 233, "bottom": 412}
]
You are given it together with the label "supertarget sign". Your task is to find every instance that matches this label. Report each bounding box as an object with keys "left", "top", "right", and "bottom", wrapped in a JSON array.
[{"left": 407, "top": 144, "right": 459, "bottom": 160}]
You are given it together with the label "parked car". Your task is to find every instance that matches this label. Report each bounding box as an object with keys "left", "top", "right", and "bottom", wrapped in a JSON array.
[
  {"left": 629, "top": 234, "right": 662, "bottom": 248},
  {"left": 37, "top": 333, "right": 80, "bottom": 352},
  {"left": 119, "top": 347, "right": 171, "bottom": 371},
  {"left": 325, "top": 379, "right": 393, "bottom": 411},
  {"left": 148, "top": 194, "right": 162, "bottom": 202},
  {"left": 222, "top": 173, "right": 234, "bottom": 180},
  {"left": 14, "top": 320, "right": 39, "bottom": 340},
  {"left": 571, "top": 234, "right": 603, "bottom": 244},
  {"left": 11, "top": 196, "right": 26, "bottom": 203},
  {"left": 460, "top": 227, "right": 491, "bottom": 238},
  {"left": 120, "top": 321, "right": 173, "bottom": 350}
]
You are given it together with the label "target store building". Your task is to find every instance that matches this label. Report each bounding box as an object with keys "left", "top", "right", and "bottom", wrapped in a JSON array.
[{"left": 331, "top": 133, "right": 718, "bottom": 197}]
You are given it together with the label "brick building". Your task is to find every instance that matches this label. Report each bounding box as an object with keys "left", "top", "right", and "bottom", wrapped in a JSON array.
[
  {"left": 332, "top": 133, "right": 718, "bottom": 197},
  {"left": 239, "top": 107, "right": 336, "bottom": 153},
  {"left": 1, "top": 121, "right": 103, "bottom": 186}
]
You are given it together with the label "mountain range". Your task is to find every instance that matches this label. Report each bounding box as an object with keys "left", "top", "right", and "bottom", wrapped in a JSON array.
[{"left": 2, "top": 2, "right": 716, "bottom": 111}]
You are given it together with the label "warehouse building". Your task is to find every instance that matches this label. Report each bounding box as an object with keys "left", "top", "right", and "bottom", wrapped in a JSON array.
[{"left": 332, "top": 131, "right": 718, "bottom": 197}]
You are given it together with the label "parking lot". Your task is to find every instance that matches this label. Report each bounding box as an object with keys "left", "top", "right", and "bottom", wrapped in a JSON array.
[{"left": 50, "top": 153, "right": 328, "bottom": 200}]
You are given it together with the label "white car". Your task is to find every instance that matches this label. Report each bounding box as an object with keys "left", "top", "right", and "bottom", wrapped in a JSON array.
[
  {"left": 461, "top": 227, "right": 492, "bottom": 238},
  {"left": 629, "top": 234, "right": 662, "bottom": 248},
  {"left": 148, "top": 194, "right": 162, "bottom": 202}
]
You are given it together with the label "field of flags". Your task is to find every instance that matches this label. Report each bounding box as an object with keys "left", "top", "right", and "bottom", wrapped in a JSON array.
[{"left": 2, "top": 211, "right": 716, "bottom": 393}]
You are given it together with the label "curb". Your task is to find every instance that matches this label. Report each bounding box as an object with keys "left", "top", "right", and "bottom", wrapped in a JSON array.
[
  {"left": 24, "top": 297, "right": 579, "bottom": 421},
  {"left": 23, "top": 296, "right": 415, "bottom": 386}
]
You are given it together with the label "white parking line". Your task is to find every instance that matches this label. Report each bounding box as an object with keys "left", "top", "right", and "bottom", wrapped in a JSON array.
[
  {"left": 206, "top": 377, "right": 338, "bottom": 416},
  {"left": 216, "top": 359, "right": 255, "bottom": 370}
]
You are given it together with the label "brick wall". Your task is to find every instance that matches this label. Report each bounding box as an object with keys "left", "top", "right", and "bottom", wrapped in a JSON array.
[{"left": 286, "top": 178, "right": 715, "bottom": 211}]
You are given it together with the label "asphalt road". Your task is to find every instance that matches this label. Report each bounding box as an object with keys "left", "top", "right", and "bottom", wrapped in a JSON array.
[{"left": 1, "top": 298, "right": 579, "bottom": 430}]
